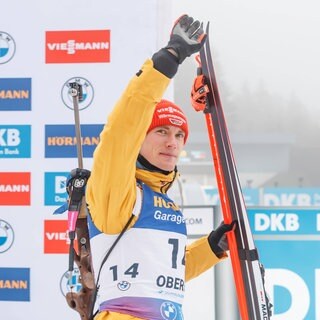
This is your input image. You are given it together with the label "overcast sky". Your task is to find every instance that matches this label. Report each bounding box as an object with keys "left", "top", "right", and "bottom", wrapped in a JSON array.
[{"left": 173, "top": 0, "right": 320, "bottom": 115}]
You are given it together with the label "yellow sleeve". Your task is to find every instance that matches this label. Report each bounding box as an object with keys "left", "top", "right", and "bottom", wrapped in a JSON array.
[
  {"left": 185, "top": 236, "right": 227, "bottom": 282},
  {"left": 86, "top": 59, "right": 170, "bottom": 234}
]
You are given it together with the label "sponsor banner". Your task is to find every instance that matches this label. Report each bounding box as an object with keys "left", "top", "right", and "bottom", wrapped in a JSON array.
[
  {"left": 44, "top": 124, "right": 102, "bottom": 158},
  {"left": 263, "top": 187, "right": 320, "bottom": 206},
  {"left": 183, "top": 207, "right": 214, "bottom": 236},
  {"left": 0, "top": 78, "right": 32, "bottom": 111},
  {"left": 257, "top": 241, "right": 320, "bottom": 320},
  {"left": 0, "top": 172, "right": 31, "bottom": 205},
  {"left": 44, "top": 220, "right": 75, "bottom": 254},
  {"left": 60, "top": 267, "right": 82, "bottom": 297},
  {"left": 248, "top": 207, "right": 320, "bottom": 235},
  {"left": 0, "top": 219, "right": 14, "bottom": 253},
  {"left": 45, "top": 30, "right": 110, "bottom": 63},
  {"left": 0, "top": 125, "right": 31, "bottom": 158},
  {"left": 249, "top": 208, "right": 320, "bottom": 319},
  {"left": 203, "top": 186, "right": 260, "bottom": 206},
  {"left": 0, "top": 267, "right": 30, "bottom": 301},
  {"left": 0, "top": 32, "right": 16, "bottom": 64},
  {"left": 44, "top": 172, "right": 69, "bottom": 206},
  {"left": 61, "top": 77, "right": 94, "bottom": 111}
]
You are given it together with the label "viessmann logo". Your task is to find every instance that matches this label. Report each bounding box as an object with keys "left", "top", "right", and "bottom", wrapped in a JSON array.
[
  {"left": 0, "top": 172, "right": 31, "bottom": 205},
  {"left": 44, "top": 220, "right": 77, "bottom": 254},
  {"left": 45, "top": 30, "right": 110, "bottom": 63}
]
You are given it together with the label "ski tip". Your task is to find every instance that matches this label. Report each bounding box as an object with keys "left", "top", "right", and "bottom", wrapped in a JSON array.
[{"left": 205, "top": 21, "right": 210, "bottom": 34}]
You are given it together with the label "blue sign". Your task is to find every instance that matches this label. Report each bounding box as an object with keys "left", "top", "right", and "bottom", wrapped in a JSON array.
[
  {"left": 44, "top": 124, "right": 103, "bottom": 158},
  {"left": 0, "top": 267, "right": 30, "bottom": 301},
  {"left": 203, "top": 187, "right": 260, "bottom": 206},
  {"left": 0, "top": 125, "right": 31, "bottom": 158},
  {"left": 44, "top": 172, "right": 69, "bottom": 206},
  {"left": 242, "top": 188, "right": 260, "bottom": 206},
  {"left": 248, "top": 208, "right": 320, "bottom": 319},
  {"left": 0, "top": 78, "right": 32, "bottom": 111},
  {"left": 248, "top": 208, "right": 320, "bottom": 235},
  {"left": 263, "top": 187, "right": 320, "bottom": 206}
]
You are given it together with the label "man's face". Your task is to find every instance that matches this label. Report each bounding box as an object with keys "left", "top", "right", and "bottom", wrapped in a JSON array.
[{"left": 140, "top": 125, "right": 186, "bottom": 171}]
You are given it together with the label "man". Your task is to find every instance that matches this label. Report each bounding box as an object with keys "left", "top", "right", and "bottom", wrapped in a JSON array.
[{"left": 86, "top": 14, "right": 234, "bottom": 320}]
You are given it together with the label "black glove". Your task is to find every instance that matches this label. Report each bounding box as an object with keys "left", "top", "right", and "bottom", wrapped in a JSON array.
[
  {"left": 165, "top": 14, "right": 207, "bottom": 64},
  {"left": 208, "top": 221, "right": 236, "bottom": 258}
]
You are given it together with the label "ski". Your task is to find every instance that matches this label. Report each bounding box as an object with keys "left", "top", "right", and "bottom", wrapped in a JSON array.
[{"left": 193, "top": 23, "right": 272, "bottom": 320}]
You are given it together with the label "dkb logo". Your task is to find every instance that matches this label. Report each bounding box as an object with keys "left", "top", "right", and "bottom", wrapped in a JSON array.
[{"left": 0, "top": 126, "right": 31, "bottom": 158}]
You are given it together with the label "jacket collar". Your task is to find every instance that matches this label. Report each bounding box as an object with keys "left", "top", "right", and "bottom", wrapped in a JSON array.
[{"left": 135, "top": 168, "right": 178, "bottom": 193}]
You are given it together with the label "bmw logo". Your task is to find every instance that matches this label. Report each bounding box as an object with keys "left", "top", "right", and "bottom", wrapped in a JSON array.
[
  {"left": 61, "top": 77, "right": 94, "bottom": 111},
  {"left": 0, "top": 32, "right": 16, "bottom": 64},
  {"left": 117, "top": 280, "right": 131, "bottom": 291},
  {"left": 60, "top": 267, "right": 82, "bottom": 297},
  {"left": 0, "top": 219, "right": 14, "bottom": 253},
  {"left": 160, "top": 301, "right": 178, "bottom": 320}
]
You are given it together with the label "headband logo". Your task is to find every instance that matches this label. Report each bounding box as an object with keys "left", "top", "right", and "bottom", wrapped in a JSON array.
[{"left": 169, "top": 118, "right": 183, "bottom": 127}]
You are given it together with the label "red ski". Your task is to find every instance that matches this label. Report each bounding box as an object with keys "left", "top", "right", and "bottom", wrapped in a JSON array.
[{"left": 191, "top": 23, "right": 272, "bottom": 320}]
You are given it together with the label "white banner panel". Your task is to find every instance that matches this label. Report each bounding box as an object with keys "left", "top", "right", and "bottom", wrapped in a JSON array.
[{"left": 0, "top": 1, "right": 175, "bottom": 319}]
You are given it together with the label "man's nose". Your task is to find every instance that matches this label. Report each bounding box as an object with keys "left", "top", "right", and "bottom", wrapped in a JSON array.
[{"left": 166, "top": 134, "right": 177, "bottom": 147}]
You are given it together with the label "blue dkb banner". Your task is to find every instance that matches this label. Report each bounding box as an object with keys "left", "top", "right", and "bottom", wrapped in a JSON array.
[{"left": 248, "top": 208, "right": 320, "bottom": 320}]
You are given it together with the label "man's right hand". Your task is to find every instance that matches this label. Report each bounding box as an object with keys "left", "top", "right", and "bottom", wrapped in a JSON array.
[{"left": 165, "top": 14, "right": 207, "bottom": 64}]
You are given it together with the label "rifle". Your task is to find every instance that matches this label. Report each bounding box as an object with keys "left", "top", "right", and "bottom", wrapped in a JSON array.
[
  {"left": 57, "top": 82, "right": 136, "bottom": 320},
  {"left": 61, "top": 82, "right": 95, "bottom": 319}
]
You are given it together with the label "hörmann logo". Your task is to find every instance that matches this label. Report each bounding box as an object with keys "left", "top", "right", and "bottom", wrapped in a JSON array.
[
  {"left": 45, "top": 124, "right": 103, "bottom": 158},
  {"left": 154, "top": 196, "right": 180, "bottom": 211},
  {"left": 0, "top": 78, "right": 32, "bottom": 111},
  {"left": 0, "top": 32, "right": 16, "bottom": 64},
  {"left": 46, "top": 30, "right": 110, "bottom": 63},
  {"left": 0, "top": 125, "right": 31, "bottom": 158},
  {"left": 0, "top": 267, "right": 30, "bottom": 301},
  {"left": 0, "top": 172, "right": 31, "bottom": 205}
]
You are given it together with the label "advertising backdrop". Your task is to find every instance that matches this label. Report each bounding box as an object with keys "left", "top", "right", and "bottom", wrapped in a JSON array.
[
  {"left": 248, "top": 208, "right": 320, "bottom": 319},
  {"left": 0, "top": 1, "right": 175, "bottom": 319},
  {"left": 3, "top": 2, "right": 320, "bottom": 320}
]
